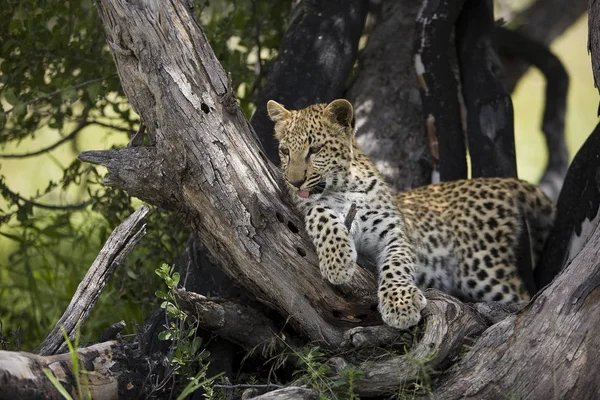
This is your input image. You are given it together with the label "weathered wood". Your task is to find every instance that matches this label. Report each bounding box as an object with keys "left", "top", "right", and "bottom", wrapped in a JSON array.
[
  {"left": 432, "top": 214, "right": 600, "bottom": 399},
  {"left": 173, "top": 288, "right": 292, "bottom": 356},
  {"left": 243, "top": 387, "right": 319, "bottom": 400},
  {"left": 330, "top": 290, "right": 489, "bottom": 396},
  {"left": 37, "top": 206, "right": 149, "bottom": 356},
  {"left": 87, "top": 0, "right": 378, "bottom": 348},
  {"left": 0, "top": 341, "right": 122, "bottom": 400},
  {"left": 348, "top": 0, "right": 433, "bottom": 191}
]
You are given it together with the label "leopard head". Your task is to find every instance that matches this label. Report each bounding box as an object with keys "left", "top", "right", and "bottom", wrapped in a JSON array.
[{"left": 267, "top": 99, "right": 355, "bottom": 198}]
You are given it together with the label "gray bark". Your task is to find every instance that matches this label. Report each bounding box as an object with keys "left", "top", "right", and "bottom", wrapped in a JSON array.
[
  {"left": 243, "top": 387, "right": 319, "bottom": 400},
  {"left": 0, "top": 341, "right": 122, "bottom": 400},
  {"left": 348, "top": 0, "right": 433, "bottom": 191}
]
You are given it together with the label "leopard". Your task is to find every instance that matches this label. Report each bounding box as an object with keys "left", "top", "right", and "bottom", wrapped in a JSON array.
[{"left": 267, "top": 98, "right": 555, "bottom": 330}]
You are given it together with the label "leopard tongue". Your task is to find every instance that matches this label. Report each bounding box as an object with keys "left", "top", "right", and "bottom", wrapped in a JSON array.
[{"left": 297, "top": 190, "right": 310, "bottom": 199}]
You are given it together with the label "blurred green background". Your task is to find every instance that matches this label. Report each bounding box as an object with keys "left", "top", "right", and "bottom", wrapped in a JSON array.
[{"left": 0, "top": 3, "right": 597, "bottom": 351}]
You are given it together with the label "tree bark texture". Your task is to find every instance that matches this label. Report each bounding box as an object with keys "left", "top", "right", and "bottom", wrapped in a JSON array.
[
  {"left": 457, "top": 0, "right": 517, "bottom": 179},
  {"left": 251, "top": 0, "right": 368, "bottom": 164},
  {"left": 85, "top": 0, "right": 378, "bottom": 348},
  {"left": 414, "top": 0, "right": 468, "bottom": 182},
  {"left": 347, "top": 0, "right": 433, "bottom": 191},
  {"left": 502, "top": 0, "right": 588, "bottom": 92},
  {"left": 0, "top": 341, "right": 122, "bottom": 400}
]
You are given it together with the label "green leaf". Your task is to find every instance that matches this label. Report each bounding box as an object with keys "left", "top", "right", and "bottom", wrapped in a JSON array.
[
  {"left": 172, "top": 272, "right": 180, "bottom": 287},
  {"left": 191, "top": 336, "right": 202, "bottom": 355},
  {"left": 155, "top": 290, "right": 169, "bottom": 300},
  {"left": 43, "top": 368, "right": 74, "bottom": 400},
  {"left": 5, "top": 87, "right": 19, "bottom": 105},
  {"left": 158, "top": 330, "right": 172, "bottom": 340},
  {"left": 12, "top": 103, "right": 26, "bottom": 119}
]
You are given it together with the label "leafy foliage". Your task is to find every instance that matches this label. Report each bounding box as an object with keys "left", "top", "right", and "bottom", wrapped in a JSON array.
[{"left": 0, "top": 0, "right": 291, "bottom": 349}]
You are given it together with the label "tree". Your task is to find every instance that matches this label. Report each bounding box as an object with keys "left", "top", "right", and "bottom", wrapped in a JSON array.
[{"left": 0, "top": 0, "right": 598, "bottom": 399}]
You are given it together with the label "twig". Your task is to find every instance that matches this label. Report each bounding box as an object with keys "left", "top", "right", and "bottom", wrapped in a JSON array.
[
  {"left": 92, "top": 120, "right": 136, "bottom": 133},
  {"left": 1, "top": 184, "right": 93, "bottom": 211},
  {"left": 214, "top": 384, "right": 283, "bottom": 390},
  {"left": 0, "top": 121, "right": 90, "bottom": 159},
  {"left": 344, "top": 203, "right": 357, "bottom": 231}
]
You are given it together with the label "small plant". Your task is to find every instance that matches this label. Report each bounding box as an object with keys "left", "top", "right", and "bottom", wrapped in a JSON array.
[
  {"left": 335, "top": 367, "right": 362, "bottom": 400},
  {"left": 155, "top": 263, "right": 220, "bottom": 397},
  {"left": 292, "top": 345, "right": 363, "bottom": 400}
]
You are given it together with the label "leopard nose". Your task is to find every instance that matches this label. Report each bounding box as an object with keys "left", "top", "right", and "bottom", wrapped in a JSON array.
[{"left": 288, "top": 178, "right": 306, "bottom": 188}]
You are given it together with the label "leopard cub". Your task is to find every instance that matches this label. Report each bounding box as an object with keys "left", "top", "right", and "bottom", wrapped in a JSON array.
[{"left": 267, "top": 99, "right": 554, "bottom": 330}]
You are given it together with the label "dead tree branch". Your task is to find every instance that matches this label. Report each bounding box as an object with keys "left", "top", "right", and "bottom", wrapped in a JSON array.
[
  {"left": 414, "top": 0, "right": 468, "bottom": 181},
  {"left": 456, "top": 0, "right": 517, "bottom": 179},
  {"left": 37, "top": 206, "right": 149, "bottom": 356},
  {"left": 0, "top": 341, "right": 123, "bottom": 400},
  {"left": 497, "top": 27, "right": 569, "bottom": 200}
]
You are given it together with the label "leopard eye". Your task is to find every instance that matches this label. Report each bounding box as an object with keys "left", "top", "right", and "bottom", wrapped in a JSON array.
[
  {"left": 308, "top": 144, "right": 323, "bottom": 155},
  {"left": 279, "top": 146, "right": 289, "bottom": 156}
]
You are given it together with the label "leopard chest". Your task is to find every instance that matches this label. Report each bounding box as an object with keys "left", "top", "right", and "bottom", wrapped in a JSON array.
[{"left": 317, "top": 190, "right": 400, "bottom": 258}]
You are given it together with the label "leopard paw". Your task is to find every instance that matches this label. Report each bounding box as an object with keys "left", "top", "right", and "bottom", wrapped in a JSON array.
[
  {"left": 318, "top": 243, "right": 357, "bottom": 285},
  {"left": 378, "top": 284, "right": 427, "bottom": 330}
]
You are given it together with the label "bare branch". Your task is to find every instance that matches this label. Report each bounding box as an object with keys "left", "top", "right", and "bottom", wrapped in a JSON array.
[
  {"left": 37, "top": 206, "right": 149, "bottom": 355},
  {"left": 0, "top": 120, "right": 90, "bottom": 159}
]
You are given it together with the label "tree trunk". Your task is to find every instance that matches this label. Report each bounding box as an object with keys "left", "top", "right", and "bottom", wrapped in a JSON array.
[
  {"left": 0, "top": 341, "right": 123, "bottom": 400},
  {"left": 456, "top": 0, "right": 517, "bottom": 179},
  {"left": 85, "top": 0, "right": 379, "bottom": 348},
  {"left": 347, "top": 0, "right": 433, "bottom": 191},
  {"left": 414, "top": 0, "right": 468, "bottom": 182},
  {"left": 431, "top": 216, "right": 600, "bottom": 399}
]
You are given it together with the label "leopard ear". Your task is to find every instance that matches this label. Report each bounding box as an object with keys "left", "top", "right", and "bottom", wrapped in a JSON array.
[
  {"left": 267, "top": 100, "right": 291, "bottom": 123},
  {"left": 324, "top": 99, "right": 355, "bottom": 129}
]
